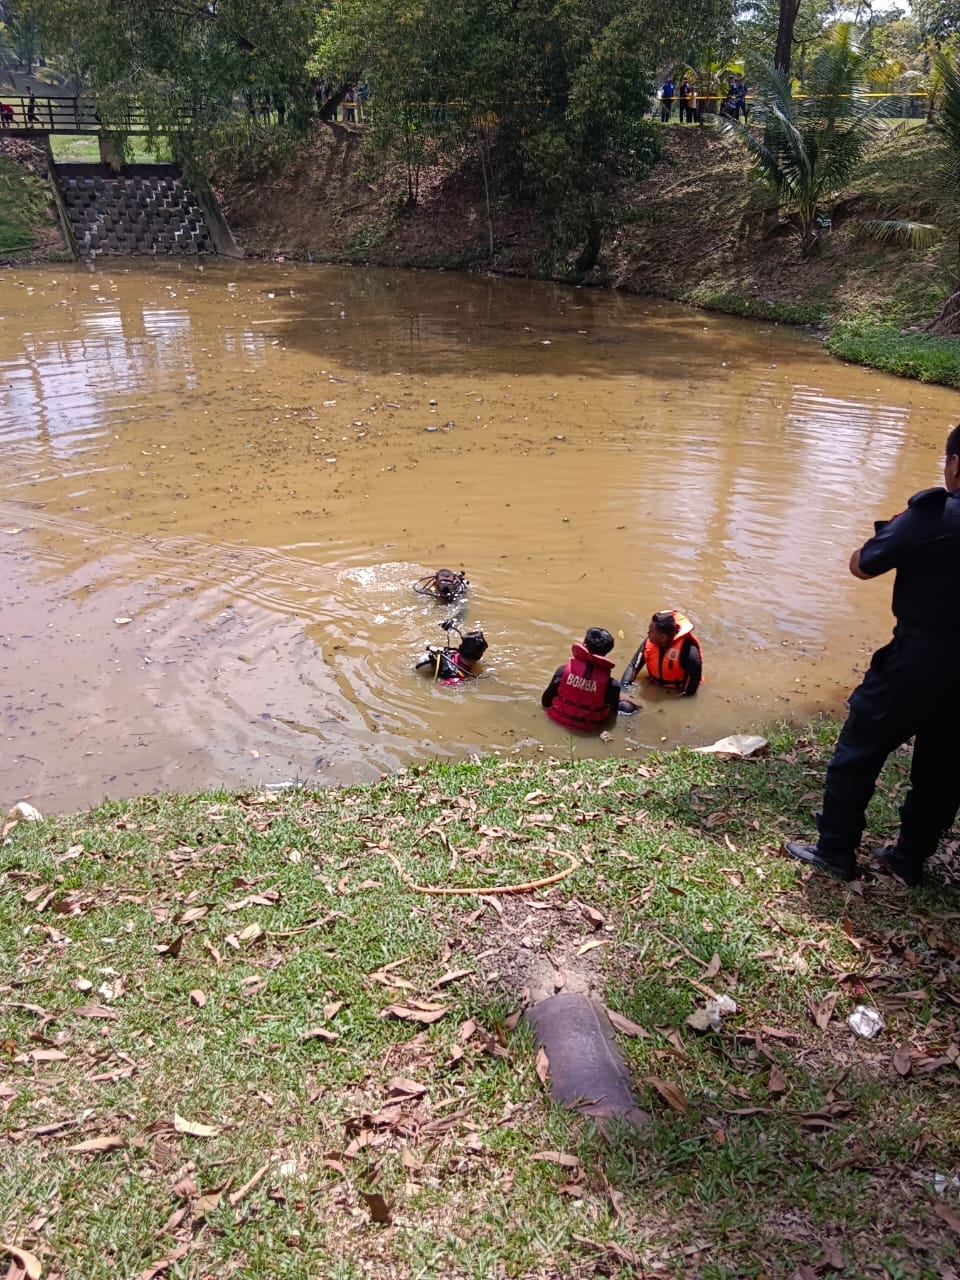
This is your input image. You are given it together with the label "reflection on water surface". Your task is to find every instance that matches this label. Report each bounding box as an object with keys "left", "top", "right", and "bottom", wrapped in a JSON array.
[{"left": 1, "top": 261, "right": 956, "bottom": 812}]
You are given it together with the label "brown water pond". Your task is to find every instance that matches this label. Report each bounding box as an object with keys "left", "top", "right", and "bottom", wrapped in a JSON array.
[{"left": 1, "top": 260, "right": 957, "bottom": 813}]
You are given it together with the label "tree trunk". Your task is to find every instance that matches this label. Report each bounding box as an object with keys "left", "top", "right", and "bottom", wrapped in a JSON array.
[
  {"left": 775, "top": 0, "right": 802, "bottom": 75},
  {"left": 575, "top": 222, "right": 602, "bottom": 274},
  {"left": 927, "top": 288, "right": 960, "bottom": 336}
]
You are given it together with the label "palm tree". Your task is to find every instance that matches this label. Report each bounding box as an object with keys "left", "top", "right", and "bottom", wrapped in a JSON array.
[{"left": 718, "top": 25, "right": 889, "bottom": 258}]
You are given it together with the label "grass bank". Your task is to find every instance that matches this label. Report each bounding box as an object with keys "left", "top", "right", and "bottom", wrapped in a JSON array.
[
  {"left": 0, "top": 147, "right": 64, "bottom": 259},
  {"left": 3, "top": 725, "right": 959, "bottom": 1279}
]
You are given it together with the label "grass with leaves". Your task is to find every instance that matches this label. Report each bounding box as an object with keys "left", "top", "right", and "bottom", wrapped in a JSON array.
[{"left": 2, "top": 723, "right": 959, "bottom": 1280}]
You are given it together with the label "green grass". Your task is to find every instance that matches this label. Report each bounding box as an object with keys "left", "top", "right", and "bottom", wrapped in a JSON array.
[
  {"left": 828, "top": 321, "right": 960, "bottom": 387},
  {"left": 1, "top": 725, "right": 959, "bottom": 1279},
  {"left": 684, "top": 284, "right": 829, "bottom": 326},
  {"left": 0, "top": 153, "right": 54, "bottom": 254},
  {"left": 48, "top": 135, "right": 173, "bottom": 164}
]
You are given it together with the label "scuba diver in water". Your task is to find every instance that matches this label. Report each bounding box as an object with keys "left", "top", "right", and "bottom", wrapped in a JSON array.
[
  {"left": 413, "top": 568, "right": 468, "bottom": 604},
  {"left": 622, "top": 610, "right": 703, "bottom": 696},
  {"left": 415, "top": 619, "right": 488, "bottom": 684}
]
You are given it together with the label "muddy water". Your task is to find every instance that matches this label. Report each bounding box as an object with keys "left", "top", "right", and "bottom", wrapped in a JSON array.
[{"left": 1, "top": 261, "right": 957, "bottom": 813}]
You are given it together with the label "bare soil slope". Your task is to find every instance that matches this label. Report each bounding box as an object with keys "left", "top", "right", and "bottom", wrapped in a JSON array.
[{"left": 212, "top": 121, "right": 949, "bottom": 330}]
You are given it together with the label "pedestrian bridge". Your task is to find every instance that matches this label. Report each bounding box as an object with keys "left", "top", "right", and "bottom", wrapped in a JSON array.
[{"left": 0, "top": 94, "right": 191, "bottom": 135}]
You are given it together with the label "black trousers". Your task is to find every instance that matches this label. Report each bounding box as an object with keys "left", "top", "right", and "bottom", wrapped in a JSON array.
[{"left": 816, "top": 626, "right": 960, "bottom": 874}]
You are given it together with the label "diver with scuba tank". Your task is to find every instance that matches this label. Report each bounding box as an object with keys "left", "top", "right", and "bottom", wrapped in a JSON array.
[{"left": 415, "top": 619, "right": 489, "bottom": 684}]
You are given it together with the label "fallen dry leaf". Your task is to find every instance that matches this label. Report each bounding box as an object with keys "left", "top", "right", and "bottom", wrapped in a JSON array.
[
  {"left": 431, "top": 967, "right": 475, "bottom": 988},
  {"left": 535, "top": 1046, "right": 550, "bottom": 1085},
  {"left": 0, "top": 1242, "right": 41, "bottom": 1279},
  {"left": 892, "top": 1042, "right": 913, "bottom": 1077},
  {"left": 385, "top": 1077, "right": 427, "bottom": 1100},
  {"left": 74, "top": 1004, "right": 118, "bottom": 1020},
  {"left": 933, "top": 1200, "right": 960, "bottom": 1232},
  {"left": 703, "top": 952, "right": 721, "bottom": 980},
  {"left": 358, "top": 1190, "right": 392, "bottom": 1225},
  {"left": 808, "top": 991, "right": 840, "bottom": 1031},
  {"left": 323, "top": 1001, "right": 344, "bottom": 1020},
  {"left": 576, "top": 939, "right": 608, "bottom": 957},
  {"left": 172, "top": 1112, "right": 221, "bottom": 1138},
  {"left": 605, "top": 1008, "right": 651, "bottom": 1039},
  {"left": 379, "top": 1003, "right": 447, "bottom": 1025},
  {"left": 135, "top": 1241, "right": 191, "bottom": 1280},
  {"left": 68, "top": 1134, "right": 126, "bottom": 1155},
  {"left": 188, "top": 990, "right": 206, "bottom": 1009},
  {"left": 298, "top": 1026, "right": 339, "bottom": 1043},
  {"left": 646, "top": 1076, "right": 688, "bottom": 1112},
  {"left": 767, "top": 1067, "right": 788, "bottom": 1097},
  {"left": 530, "top": 1150, "right": 579, "bottom": 1168}
]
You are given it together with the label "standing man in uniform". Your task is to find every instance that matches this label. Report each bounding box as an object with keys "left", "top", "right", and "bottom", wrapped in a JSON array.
[{"left": 785, "top": 423, "right": 960, "bottom": 886}]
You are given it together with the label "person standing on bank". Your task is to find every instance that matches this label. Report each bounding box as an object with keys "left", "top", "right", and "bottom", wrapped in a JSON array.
[
  {"left": 542, "top": 627, "right": 634, "bottom": 730},
  {"left": 786, "top": 423, "right": 960, "bottom": 886}
]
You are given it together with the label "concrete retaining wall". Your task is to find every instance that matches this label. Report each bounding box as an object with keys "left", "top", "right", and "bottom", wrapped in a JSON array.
[{"left": 53, "top": 163, "right": 215, "bottom": 259}]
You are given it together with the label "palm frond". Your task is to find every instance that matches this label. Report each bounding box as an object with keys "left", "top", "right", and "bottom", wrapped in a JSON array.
[{"left": 861, "top": 219, "right": 940, "bottom": 249}]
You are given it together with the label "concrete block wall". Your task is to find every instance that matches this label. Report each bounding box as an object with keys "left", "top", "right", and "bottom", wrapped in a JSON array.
[{"left": 56, "top": 169, "right": 213, "bottom": 258}]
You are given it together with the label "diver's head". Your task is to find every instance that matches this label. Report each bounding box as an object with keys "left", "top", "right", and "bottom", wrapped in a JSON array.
[
  {"left": 433, "top": 568, "right": 465, "bottom": 601},
  {"left": 583, "top": 627, "right": 614, "bottom": 657},
  {"left": 649, "top": 611, "right": 680, "bottom": 648},
  {"left": 458, "top": 630, "right": 488, "bottom": 664}
]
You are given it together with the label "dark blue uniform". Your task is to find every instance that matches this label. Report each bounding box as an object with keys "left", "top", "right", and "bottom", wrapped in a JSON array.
[{"left": 815, "top": 486, "right": 960, "bottom": 878}]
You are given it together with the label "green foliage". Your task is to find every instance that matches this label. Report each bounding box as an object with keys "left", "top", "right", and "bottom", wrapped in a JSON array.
[
  {"left": 827, "top": 321, "right": 960, "bottom": 386},
  {"left": 721, "top": 25, "right": 891, "bottom": 258},
  {"left": 38, "top": 0, "right": 318, "bottom": 154},
  {"left": 315, "top": 0, "right": 744, "bottom": 268}
]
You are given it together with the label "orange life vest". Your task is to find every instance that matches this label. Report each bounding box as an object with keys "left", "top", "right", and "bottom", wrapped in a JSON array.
[{"left": 642, "top": 612, "right": 702, "bottom": 690}]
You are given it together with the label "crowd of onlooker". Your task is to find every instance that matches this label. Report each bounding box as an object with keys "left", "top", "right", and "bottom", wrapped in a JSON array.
[{"left": 656, "top": 73, "right": 749, "bottom": 124}]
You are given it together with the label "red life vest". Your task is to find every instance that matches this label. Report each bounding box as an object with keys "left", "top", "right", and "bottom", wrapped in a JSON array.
[
  {"left": 642, "top": 611, "right": 701, "bottom": 690},
  {"left": 546, "top": 643, "right": 614, "bottom": 730}
]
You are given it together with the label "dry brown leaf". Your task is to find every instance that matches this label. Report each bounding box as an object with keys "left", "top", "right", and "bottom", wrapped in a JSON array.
[
  {"left": 576, "top": 939, "right": 608, "bottom": 957},
  {"left": 530, "top": 1150, "right": 579, "bottom": 1168},
  {"left": 646, "top": 1076, "right": 688, "bottom": 1112},
  {"left": 605, "top": 1008, "right": 651, "bottom": 1039},
  {"left": 385, "top": 1077, "right": 427, "bottom": 1099},
  {"left": 68, "top": 1134, "right": 126, "bottom": 1154},
  {"left": 580, "top": 904, "right": 605, "bottom": 929},
  {"left": 16, "top": 1049, "right": 68, "bottom": 1064},
  {"left": 703, "top": 952, "right": 721, "bottom": 980},
  {"left": 767, "top": 1067, "right": 788, "bottom": 1097},
  {"left": 178, "top": 906, "right": 208, "bottom": 925},
  {"left": 535, "top": 1046, "right": 550, "bottom": 1085},
  {"left": 171, "top": 1177, "right": 198, "bottom": 1201},
  {"left": 808, "top": 991, "right": 839, "bottom": 1031},
  {"left": 188, "top": 990, "right": 206, "bottom": 1009},
  {"left": 379, "top": 1004, "right": 447, "bottom": 1025},
  {"left": 933, "top": 1200, "right": 960, "bottom": 1232},
  {"left": 237, "top": 923, "right": 263, "bottom": 943},
  {"left": 190, "top": 1188, "right": 223, "bottom": 1219},
  {"left": 0, "top": 1242, "right": 41, "bottom": 1279},
  {"left": 358, "top": 1190, "right": 392, "bottom": 1225},
  {"left": 74, "top": 1004, "right": 118, "bottom": 1020},
  {"left": 172, "top": 1112, "right": 221, "bottom": 1138},
  {"left": 431, "top": 967, "right": 475, "bottom": 988},
  {"left": 298, "top": 1026, "right": 339, "bottom": 1043},
  {"left": 459, "top": 1018, "right": 477, "bottom": 1042},
  {"left": 135, "top": 1242, "right": 191, "bottom": 1280},
  {"left": 154, "top": 935, "right": 183, "bottom": 959},
  {"left": 322, "top": 1001, "right": 344, "bottom": 1020},
  {"left": 892, "top": 1042, "right": 913, "bottom": 1077}
]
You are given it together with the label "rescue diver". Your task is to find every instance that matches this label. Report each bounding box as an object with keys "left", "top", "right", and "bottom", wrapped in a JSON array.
[
  {"left": 542, "top": 627, "right": 636, "bottom": 730},
  {"left": 415, "top": 621, "right": 488, "bottom": 684},
  {"left": 413, "top": 568, "right": 468, "bottom": 604},
  {"left": 622, "top": 610, "right": 703, "bottom": 696}
]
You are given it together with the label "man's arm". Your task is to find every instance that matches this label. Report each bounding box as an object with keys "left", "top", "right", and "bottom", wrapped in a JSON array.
[
  {"left": 541, "top": 665, "right": 565, "bottom": 708},
  {"left": 681, "top": 640, "right": 702, "bottom": 696},
  {"left": 605, "top": 675, "right": 622, "bottom": 712},
  {"left": 849, "top": 548, "right": 871, "bottom": 580}
]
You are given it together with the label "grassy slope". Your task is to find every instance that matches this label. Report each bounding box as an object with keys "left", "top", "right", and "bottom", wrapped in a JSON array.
[
  {"left": 0, "top": 146, "right": 65, "bottom": 258},
  {"left": 2, "top": 726, "right": 959, "bottom": 1280}
]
